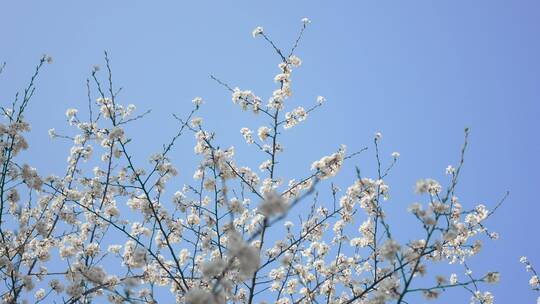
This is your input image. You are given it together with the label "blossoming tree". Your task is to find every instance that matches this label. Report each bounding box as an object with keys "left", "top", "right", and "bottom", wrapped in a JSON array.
[{"left": 0, "top": 19, "right": 506, "bottom": 304}]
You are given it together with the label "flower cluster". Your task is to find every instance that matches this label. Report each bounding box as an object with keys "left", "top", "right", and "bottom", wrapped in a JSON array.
[
  {"left": 520, "top": 257, "right": 540, "bottom": 303},
  {"left": 311, "top": 145, "right": 346, "bottom": 179}
]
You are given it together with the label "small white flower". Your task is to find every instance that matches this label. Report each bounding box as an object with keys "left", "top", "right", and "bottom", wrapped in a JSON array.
[
  {"left": 301, "top": 17, "right": 311, "bottom": 24},
  {"left": 415, "top": 178, "right": 442, "bottom": 195},
  {"left": 258, "top": 126, "right": 271, "bottom": 141},
  {"left": 65, "top": 108, "right": 78, "bottom": 119},
  {"left": 48, "top": 128, "right": 56, "bottom": 139},
  {"left": 192, "top": 97, "right": 204, "bottom": 106},
  {"left": 252, "top": 26, "right": 264, "bottom": 38},
  {"left": 259, "top": 160, "right": 272, "bottom": 172},
  {"left": 489, "top": 232, "right": 499, "bottom": 240},
  {"left": 274, "top": 73, "right": 289, "bottom": 83},
  {"left": 375, "top": 132, "right": 383, "bottom": 140},
  {"left": 35, "top": 288, "right": 45, "bottom": 300},
  {"left": 391, "top": 152, "right": 400, "bottom": 158},
  {"left": 530, "top": 275, "right": 539, "bottom": 288},
  {"left": 108, "top": 245, "right": 122, "bottom": 254},
  {"left": 109, "top": 127, "right": 124, "bottom": 141},
  {"left": 187, "top": 213, "right": 200, "bottom": 226},
  {"left": 288, "top": 55, "right": 302, "bottom": 67},
  {"left": 190, "top": 117, "right": 203, "bottom": 128},
  {"left": 486, "top": 272, "right": 500, "bottom": 284},
  {"left": 240, "top": 127, "right": 254, "bottom": 144}
]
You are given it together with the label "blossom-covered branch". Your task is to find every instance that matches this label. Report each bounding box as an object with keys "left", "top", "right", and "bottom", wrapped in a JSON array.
[{"left": 0, "top": 18, "right": 505, "bottom": 304}]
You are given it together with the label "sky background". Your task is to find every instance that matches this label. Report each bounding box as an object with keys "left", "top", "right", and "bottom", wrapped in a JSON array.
[{"left": 1, "top": 1, "right": 539, "bottom": 302}]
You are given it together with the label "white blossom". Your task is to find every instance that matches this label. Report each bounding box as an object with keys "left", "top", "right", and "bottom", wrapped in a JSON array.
[
  {"left": 192, "top": 96, "right": 204, "bottom": 106},
  {"left": 311, "top": 145, "right": 346, "bottom": 179},
  {"left": 240, "top": 127, "right": 254, "bottom": 144},
  {"left": 252, "top": 26, "right": 263, "bottom": 38},
  {"left": 258, "top": 126, "right": 271, "bottom": 141}
]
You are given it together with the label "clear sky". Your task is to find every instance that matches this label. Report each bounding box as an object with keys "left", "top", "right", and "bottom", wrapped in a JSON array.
[{"left": 1, "top": 1, "right": 539, "bottom": 302}]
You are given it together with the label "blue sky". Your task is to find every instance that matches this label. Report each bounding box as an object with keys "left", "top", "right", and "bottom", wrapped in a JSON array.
[{"left": 1, "top": 1, "right": 539, "bottom": 302}]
